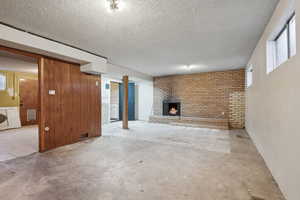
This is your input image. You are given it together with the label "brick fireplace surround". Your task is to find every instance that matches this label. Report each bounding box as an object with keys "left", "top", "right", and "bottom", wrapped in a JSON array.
[{"left": 152, "top": 69, "right": 245, "bottom": 129}]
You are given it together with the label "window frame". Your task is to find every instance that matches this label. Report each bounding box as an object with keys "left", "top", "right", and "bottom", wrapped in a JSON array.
[
  {"left": 0, "top": 73, "right": 6, "bottom": 91},
  {"left": 288, "top": 14, "right": 296, "bottom": 57},
  {"left": 246, "top": 64, "right": 253, "bottom": 88},
  {"left": 274, "top": 25, "right": 289, "bottom": 67},
  {"left": 268, "top": 12, "right": 296, "bottom": 74}
]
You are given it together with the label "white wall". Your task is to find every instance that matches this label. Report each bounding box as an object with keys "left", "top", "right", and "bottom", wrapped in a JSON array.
[
  {"left": 101, "top": 78, "right": 111, "bottom": 125},
  {"left": 246, "top": 1, "right": 300, "bottom": 200},
  {"left": 106, "top": 63, "right": 152, "bottom": 82},
  {"left": 136, "top": 81, "right": 153, "bottom": 121},
  {"left": 110, "top": 82, "right": 120, "bottom": 120}
]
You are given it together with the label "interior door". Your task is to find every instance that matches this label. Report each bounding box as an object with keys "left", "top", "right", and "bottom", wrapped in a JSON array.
[
  {"left": 119, "top": 82, "right": 135, "bottom": 120},
  {"left": 19, "top": 79, "right": 38, "bottom": 126},
  {"left": 39, "top": 58, "right": 101, "bottom": 152},
  {"left": 128, "top": 83, "right": 135, "bottom": 120}
]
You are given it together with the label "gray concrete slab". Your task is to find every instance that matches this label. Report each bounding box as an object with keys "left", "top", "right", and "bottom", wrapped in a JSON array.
[{"left": 0, "top": 121, "right": 284, "bottom": 200}]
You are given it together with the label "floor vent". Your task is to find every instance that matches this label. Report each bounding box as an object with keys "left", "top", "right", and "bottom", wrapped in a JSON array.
[
  {"left": 27, "top": 109, "right": 37, "bottom": 121},
  {"left": 80, "top": 133, "right": 89, "bottom": 140}
]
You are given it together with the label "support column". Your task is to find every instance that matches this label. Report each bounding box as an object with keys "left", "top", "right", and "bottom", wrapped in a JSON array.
[{"left": 122, "top": 75, "right": 129, "bottom": 129}]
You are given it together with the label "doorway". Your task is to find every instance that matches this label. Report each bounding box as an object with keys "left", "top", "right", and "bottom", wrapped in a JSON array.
[
  {"left": 119, "top": 82, "right": 135, "bottom": 121},
  {"left": 110, "top": 81, "right": 120, "bottom": 122},
  {"left": 109, "top": 81, "right": 136, "bottom": 122},
  {"left": 0, "top": 45, "right": 102, "bottom": 158},
  {"left": 0, "top": 49, "right": 39, "bottom": 161}
]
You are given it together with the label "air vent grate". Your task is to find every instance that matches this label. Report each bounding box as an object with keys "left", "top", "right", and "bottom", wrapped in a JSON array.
[
  {"left": 80, "top": 133, "right": 89, "bottom": 140},
  {"left": 27, "top": 109, "right": 37, "bottom": 121}
]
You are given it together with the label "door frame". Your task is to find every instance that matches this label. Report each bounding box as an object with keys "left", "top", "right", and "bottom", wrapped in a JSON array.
[
  {"left": 0, "top": 45, "right": 45, "bottom": 152},
  {"left": 119, "top": 82, "right": 135, "bottom": 121}
]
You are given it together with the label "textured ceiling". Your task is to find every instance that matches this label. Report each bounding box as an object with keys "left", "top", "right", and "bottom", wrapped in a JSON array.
[
  {"left": 0, "top": 0, "right": 278, "bottom": 76},
  {"left": 0, "top": 51, "right": 38, "bottom": 73}
]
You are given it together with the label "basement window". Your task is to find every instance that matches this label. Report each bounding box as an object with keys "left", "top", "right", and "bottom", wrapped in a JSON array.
[
  {"left": 0, "top": 74, "right": 6, "bottom": 91},
  {"left": 267, "top": 13, "right": 296, "bottom": 73},
  {"left": 246, "top": 65, "right": 253, "bottom": 88}
]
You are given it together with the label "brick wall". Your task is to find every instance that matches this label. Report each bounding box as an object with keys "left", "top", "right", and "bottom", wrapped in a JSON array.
[
  {"left": 153, "top": 69, "right": 245, "bottom": 127},
  {"left": 229, "top": 91, "right": 245, "bottom": 129}
]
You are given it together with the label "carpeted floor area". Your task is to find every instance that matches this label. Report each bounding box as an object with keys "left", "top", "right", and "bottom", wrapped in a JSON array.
[{"left": 0, "top": 125, "right": 38, "bottom": 161}]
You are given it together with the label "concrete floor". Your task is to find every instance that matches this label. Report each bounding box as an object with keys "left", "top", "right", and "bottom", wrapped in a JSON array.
[
  {"left": 0, "top": 125, "right": 38, "bottom": 161},
  {"left": 0, "top": 121, "right": 284, "bottom": 200}
]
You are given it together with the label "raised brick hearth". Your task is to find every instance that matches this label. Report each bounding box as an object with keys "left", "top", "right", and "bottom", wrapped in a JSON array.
[{"left": 149, "top": 115, "right": 229, "bottom": 130}]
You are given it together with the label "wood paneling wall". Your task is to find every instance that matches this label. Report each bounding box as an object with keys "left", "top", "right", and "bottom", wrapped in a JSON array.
[
  {"left": 40, "top": 58, "right": 101, "bottom": 151},
  {"left": 19, "top": 79, "right": 39, "bottom": 126}
]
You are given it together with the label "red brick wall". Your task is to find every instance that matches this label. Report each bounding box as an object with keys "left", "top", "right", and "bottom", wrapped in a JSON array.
[{"left": 153, "top": 69, "right": 245, "bottom": 124}]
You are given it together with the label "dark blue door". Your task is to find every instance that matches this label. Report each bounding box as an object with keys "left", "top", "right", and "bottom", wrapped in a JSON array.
[{"left": 119, "top": 82, "right": 135, "bottom": 120}]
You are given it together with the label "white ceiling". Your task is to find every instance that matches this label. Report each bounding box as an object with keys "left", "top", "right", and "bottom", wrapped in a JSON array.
[
  {"left": 0, "top": 51, "right": 38, "bottom": 73},
  {"left": 0, "top": 0, "right": 278, "bottom": 76}
]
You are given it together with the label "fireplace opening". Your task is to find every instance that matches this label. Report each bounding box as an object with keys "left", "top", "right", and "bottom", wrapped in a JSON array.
[{"left": 163, "top": 101, "right": 181, "bottom": 116}]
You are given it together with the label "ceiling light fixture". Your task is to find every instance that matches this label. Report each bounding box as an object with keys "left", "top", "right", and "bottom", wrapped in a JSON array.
[
  {"left": 106, "top": 0, "right": 122, "bottom": 12},
  {"left": 185, "top": 65, "right": 192, "bottom": 71}
]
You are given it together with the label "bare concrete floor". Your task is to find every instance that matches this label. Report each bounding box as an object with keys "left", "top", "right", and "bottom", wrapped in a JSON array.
[
  {"left": 0, "top": 121, "right": 284, "bottom": 200},
  {"left": 0, "top": 125, "right": 38, "bottom": 161}
]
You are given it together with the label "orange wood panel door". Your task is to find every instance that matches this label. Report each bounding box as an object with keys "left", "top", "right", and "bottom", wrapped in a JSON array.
[
  {"left": 83, "top": 74, "right": 101, "bottom": 138},
  {"left": 19, "top": 79, "right": 38, "bottom": 126},
  {"left": 39, "top": 58, "right": 101, "bottom": 152}
]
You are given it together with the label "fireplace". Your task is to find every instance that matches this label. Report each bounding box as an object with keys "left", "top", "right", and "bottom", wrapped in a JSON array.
[{"left": 163, "top": 101, "right": 181, "bottom": 116}]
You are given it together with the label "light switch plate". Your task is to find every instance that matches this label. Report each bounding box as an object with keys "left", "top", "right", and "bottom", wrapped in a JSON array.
[
  {"left": 7, "top": 88, "right": 14, "bottom": 97},
  {"left": 49, "top": 90, "right": 56, "bottom": 95}
]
